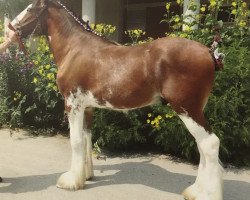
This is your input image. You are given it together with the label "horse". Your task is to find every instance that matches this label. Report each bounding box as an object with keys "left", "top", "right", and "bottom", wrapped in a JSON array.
[{"left": 0, "top": 0, "right": 223, "bottom": 199}]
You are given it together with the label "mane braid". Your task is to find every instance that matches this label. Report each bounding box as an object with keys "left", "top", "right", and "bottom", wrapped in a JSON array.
[{"left": 56, "top": 1, "right": 102, "bottom": 37}]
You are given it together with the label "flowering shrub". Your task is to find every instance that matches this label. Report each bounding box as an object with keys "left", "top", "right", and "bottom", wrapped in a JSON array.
[
  {"left": 91, "top": 23, "right": 116, "bottom": 37},
  {"left": 162, "top": 0, "right": 250, "bottom": 46},
  {"left": 0, "top": 35, "right": 65, "bottom": 129}
]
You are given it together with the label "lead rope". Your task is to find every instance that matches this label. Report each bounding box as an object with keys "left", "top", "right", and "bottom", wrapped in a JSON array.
[{"left": 8, "top": 23, "right": 28, "bottom": 56}]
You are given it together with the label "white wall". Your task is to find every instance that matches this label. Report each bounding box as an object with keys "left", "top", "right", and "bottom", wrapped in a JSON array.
[
  {"left": 82, "top": 0, "right": 96, "bottom": 23},
  {"left": 183, "top": 0, "right": 200, "bottom": 30}
]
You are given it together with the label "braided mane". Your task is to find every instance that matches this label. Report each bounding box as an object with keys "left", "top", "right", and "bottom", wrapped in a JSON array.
[{"left": 55, "top": 1, "right": 119, "bottom": 45}]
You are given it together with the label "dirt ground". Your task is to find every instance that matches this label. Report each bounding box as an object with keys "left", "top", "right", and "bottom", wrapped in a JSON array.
[{"left": 0, "top": 128, "right": 249, "bottom": 200}]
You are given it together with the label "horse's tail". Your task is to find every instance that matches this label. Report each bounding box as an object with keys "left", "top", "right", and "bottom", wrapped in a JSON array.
[{"left": 209, "top": 34, "right": 224, "bottom": 71}]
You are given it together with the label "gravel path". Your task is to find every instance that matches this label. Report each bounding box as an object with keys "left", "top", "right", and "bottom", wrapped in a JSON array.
[{"left": 0, "top": 128, "right": 249, "bottom": 200}]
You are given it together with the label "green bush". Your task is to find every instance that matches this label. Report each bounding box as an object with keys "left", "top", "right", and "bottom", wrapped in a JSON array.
[{"left": 0, "top": 39, "right": 65, "bottom": 129}]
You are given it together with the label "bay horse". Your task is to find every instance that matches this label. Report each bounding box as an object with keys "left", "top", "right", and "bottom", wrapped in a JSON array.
[{"left": 0, "top": 0, "right": 223, "bottom": 199}]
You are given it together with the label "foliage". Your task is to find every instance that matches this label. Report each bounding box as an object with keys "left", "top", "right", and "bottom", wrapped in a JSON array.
[
  {"left": 91, "top": 24, "right": 116, "bottom": 37},
  {"left": 125, "top": 29, "right": 145, "bottom": 44},
  {"left": 206, "top": 43, "right": 250, "bottom": 166},
  {"left": 0, "top": 36, "right": 65, "bottom": 129},
  {"left": 0, "top": 0, "right": 32, "bottom": 19},
  {"left": 161, "top": 0, "right": 250, "bottom": 46}
]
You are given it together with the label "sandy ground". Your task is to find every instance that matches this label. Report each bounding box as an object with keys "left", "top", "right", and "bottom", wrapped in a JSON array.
[{"left": 0, "top": 128, "right": 249, "bottom": 200}]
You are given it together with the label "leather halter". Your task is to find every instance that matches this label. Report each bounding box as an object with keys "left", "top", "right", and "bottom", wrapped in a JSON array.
[
  {"left": 8, "top": 23, "right": 28, "bottom": 56},
  {"left": 7, "top": 1, "right": 50, "bottom": 56}
]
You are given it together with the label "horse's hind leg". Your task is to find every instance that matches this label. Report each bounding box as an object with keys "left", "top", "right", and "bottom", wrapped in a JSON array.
[
  {"left": 162, "top": 94, "right": 223, "bottom": 199},
  {"left": 160, "top": 56, "right": 223, "bottom": 199},
  {"left": 178, "top": 112, "right": 223, "bottom": 200}
]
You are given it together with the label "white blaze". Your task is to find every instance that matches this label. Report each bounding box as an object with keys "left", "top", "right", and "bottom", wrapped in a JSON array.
[{"left": 11, "top": 4, "right": 33, "bottom": 27}]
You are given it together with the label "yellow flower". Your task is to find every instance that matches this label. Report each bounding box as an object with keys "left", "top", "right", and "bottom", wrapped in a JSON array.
[
  {"left": 33, "top": 77, "right": 38, "bottom": 84},
  {"left": 232, "top": 2, "right": 237, "bottom": 7},
  {"left": 231, "top": 9, "right": 237, "bottom": 15},
  {"left": 34, "top": 60, "right": 39, "bottom": 65},
  {"left": 154, "top": 118, "right": 159, "bottom": 122},
  {"left": 47, "top": 73, "right": 55, "bottom": 80},
  {"left": 200, "top": 7, "right": 206, "bottom": 12},
  {"left": 14, "top": 97, "right": 17, "bottom": 101},
  {"left": 242, "top": 2, "right": 247, "bottom": 8},
  {"left": 53, "top": 86, "right": 58, "bottom": 91},
  {"left": 50, "top": 54, "right": 54, "bottom": 59},
  {"left": 184, "top": 25, "right": 192, "bottom": 32},
  {"left": 147, "top": 119, "right": 150, "bottom": 124},
  {"left": 166, "top": 3, "right": 171, "bottom": 10},
  {"left": 148, "top": 113, "right": 152, "bottom": 117},
  {"left": 239, "top": 20, "right": 247, "bottom": 27},
  {"left": 176, "top": 0, "right": 181, "bottom": 5},
  {"left": 174, "top": 17, "right": 180, "bottom": 23},
  {"left": 38, "top": 69, "right": 44, "bottom": 75},
  {"left": 157, "top": 115, "right": 162, "bottom": 120},
  {"left": 134, "top": 30, "right": 139, "bottom": 35},
  {"left": 180, "top": 33, "right": 188, "bottom": 38},
  {"left": 210, "top": 0, "right": 216, "bottom": 7},
  {"left": 45, "top": 64, "right": 50, "bottom": 70},
  {"left": 169, "top": 33, "right": 176, "bottom": 37},
  {"left": 166, "top": 114, "right": 174, "bottom": 118}
]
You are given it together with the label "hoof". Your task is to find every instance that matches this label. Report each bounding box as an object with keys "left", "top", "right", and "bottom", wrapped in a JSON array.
[
  {"left": 182, "top": 184, "right": 198, "bottom": 200},
  {"left": 56, "top": 171, "right": 85, "bottom": 190},
  {"left": 85, "top": 169, "right": 94, "bottom": 181},
  {"left": 182, "top": 184, "right": 222, "bottom": 200},
  {"left": 86, "top": 174, "right": 94, "bottom": 181}
]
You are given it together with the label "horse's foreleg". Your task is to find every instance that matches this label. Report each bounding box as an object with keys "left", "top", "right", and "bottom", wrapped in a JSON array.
[
  {"left": 57, "top": 105, "right": 86, "bottom": 190},
  {"left": 84, "top": 108, "right": 94, "bottom": 180},
  {"left": 179, "top": 114, "right": 223, "bottom": 200}
]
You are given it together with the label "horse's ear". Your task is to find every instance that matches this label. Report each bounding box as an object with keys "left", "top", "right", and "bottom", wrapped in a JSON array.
[{"left": 32, "top": 0, "right": 48, "bottom": 7}]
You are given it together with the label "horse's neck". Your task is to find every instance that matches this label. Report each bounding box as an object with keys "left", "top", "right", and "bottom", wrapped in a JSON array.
[{"left": 46, "top": 7, "right": 105, "bottom": 67}]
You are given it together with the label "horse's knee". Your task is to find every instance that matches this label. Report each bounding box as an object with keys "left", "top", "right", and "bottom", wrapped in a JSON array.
[{"left": 199, "top": 134, "right": 220, "bottom": 161}]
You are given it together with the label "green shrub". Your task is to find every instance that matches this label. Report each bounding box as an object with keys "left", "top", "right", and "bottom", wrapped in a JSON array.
[{"left": 0, "top": 39, "right": 65, "bottom": 129}]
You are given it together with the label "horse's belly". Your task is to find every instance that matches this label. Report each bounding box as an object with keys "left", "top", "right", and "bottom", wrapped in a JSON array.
[{"left": 66, "top": 87, "right": 160, "bottom": 111}]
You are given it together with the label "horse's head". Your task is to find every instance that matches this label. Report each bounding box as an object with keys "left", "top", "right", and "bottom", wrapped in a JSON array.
[
  {"left": 10, "top": 0, "right": 50, "bottom": 38},
  {"left": 0, "top": 0, "right": 51, "bottom": 53}
]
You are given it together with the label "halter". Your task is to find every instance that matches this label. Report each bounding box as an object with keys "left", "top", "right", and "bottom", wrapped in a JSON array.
[{"left": 8, "top": 0, "right": 104, "bottom": 56}]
